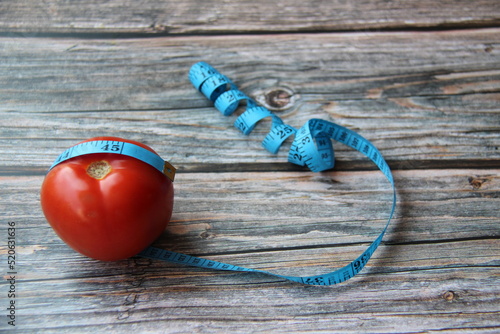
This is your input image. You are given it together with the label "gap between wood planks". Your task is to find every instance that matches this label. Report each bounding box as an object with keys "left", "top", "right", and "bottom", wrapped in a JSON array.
[
  {"left": 164, "top": 235, "right": 499, "bottom": 259},
  {"left": 0, "top": 21, "right": 499, "bottom": 39},
  {"left": 3, "top": 159, "right": 500, "bottom": 176}
]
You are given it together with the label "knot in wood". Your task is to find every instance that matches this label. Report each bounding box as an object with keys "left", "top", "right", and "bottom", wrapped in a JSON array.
[
  {"left": 261, "top": 87, "right": 296, "bottom": 111},
  {"left": 200, "top": 231, "right": 216, "bottom": 239},
  {"left": 468, "top": 176, "right": 486, "bottom": 190},
  {"left": 442, "top": 290, "right": 457, "bottom": 301}
]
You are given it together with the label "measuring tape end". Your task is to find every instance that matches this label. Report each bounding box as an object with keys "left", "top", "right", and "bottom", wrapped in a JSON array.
[{"left": 163, "top": 161, "right": 176, "bottom": 182}]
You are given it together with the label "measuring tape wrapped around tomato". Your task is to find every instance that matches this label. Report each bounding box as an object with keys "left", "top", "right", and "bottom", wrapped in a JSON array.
[
  {"left": 41, "top": 63, "right": 396, "bottom": 286},
  {"left": 40, "top": 137, "right": 176, "bottom": 261}
]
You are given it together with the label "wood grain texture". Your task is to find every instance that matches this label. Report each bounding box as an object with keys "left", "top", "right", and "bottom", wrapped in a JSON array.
[
  {"left": 1, "top": 30, "right": 499, "bottom": 171},
  {"left": 1, "top": 1, "right": 499, "bottom": 332},
  {"left": 2, "top": 30, "right": 499, "bottom": 113},
  {"left": 0, "top": 169, "right": 498, "bottom": 332},
  {"left": 0, "top": 0, "right": 499, "bottom": 35},
  {"left": 6, "top": 169, "right": 499, "bottom": 256}
]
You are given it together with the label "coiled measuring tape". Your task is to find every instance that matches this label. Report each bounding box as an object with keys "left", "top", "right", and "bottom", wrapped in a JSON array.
[
  {"left": 49, "top": 63, "right": 396, "bottom": 286},
  {"left": 143, "top": 62, "right": 396, "bottom": 286}
]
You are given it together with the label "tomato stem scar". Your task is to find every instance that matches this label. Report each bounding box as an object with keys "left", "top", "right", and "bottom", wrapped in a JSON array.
[{"left": 87, "top": 161, "right": 112, "bottom": 179}]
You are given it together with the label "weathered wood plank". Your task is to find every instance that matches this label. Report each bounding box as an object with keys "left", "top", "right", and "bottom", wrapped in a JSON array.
[
  {"left": 11, "top": 266, "right": 500, "bottom": 333},
  {"left": 0, "top": 168, "right": 498, "bottom": 332},
  {"left": 0, "top": 0, "right": 499, "bottom": 35},
  {"left": 3, "top": 168, "right": 498, "bottom": 275},
  {"left": 2, "top": 30, "right": 499, "bottom": 113},
  {"left": 1, "top": 101, "right": 498, "bottom": 171},
  {"left": 0, "top": 3, "right": 499, "bottom": 332},
  {"left": 0, "top": 30, "right": 499, "bottom": 170}
]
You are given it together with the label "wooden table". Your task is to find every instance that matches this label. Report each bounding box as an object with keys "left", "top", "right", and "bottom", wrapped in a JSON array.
[{"left": 1, "top": 1, "right": 499, "bottom": 332}]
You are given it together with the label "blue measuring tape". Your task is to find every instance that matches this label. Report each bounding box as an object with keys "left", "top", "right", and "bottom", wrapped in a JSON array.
[
  {"left": 49, "top": 140, "right": 176, "bottom": 182},
  {"left": 49, "top": 63, "right": 396, "bottom": 286}
]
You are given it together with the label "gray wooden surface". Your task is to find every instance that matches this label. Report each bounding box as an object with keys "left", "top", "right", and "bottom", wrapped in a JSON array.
[{"left": 0, "top": 1, "right": 499, "bottom": 333}]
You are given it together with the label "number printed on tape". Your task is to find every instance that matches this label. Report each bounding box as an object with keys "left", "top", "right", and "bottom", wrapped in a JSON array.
[{"left": 51, "top": 62, "right": 397, "bottom": 286}]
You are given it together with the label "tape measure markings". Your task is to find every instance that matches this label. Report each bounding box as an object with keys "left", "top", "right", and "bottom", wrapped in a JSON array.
[
  {"left": 234, "top": 106, "right": 270, "bottom": 135},
  {"left": 48, "top": 62, "right": 396, "bottom": 286},
  {"left": 49, "top": 134, "right": 394, "bottom": 286},
  {"left": 188, "top": 61, "right": 219, "bottom": 90},
  {"left": 183, "top": 62, "right": 396, "bottom": 286},
  {"left": 214, "top": 89, "right": 252, "bottom": 116},
  {"left": 262, "top": 123, "right": 297, "bottom": 154},
  {"left": 234, "top": 101, "right": 300, "bottom": 156},
  {"left": 49, "top": 140, "right": 176, "bottom": 182},
  {"left": 200, "top": 73, "right": 234, "bottom": 102}
]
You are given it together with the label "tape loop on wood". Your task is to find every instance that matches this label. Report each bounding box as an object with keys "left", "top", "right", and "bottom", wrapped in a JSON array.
[
  {"left": 140, "top": 62, "right": 396, "bottom": 286},
  {"left": 51, "top": 63, "right": 397, "bottom": 287}
]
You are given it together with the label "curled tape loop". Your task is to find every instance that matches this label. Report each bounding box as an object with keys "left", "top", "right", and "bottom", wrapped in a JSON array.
[
  {"left": 49, "top": 63, "right": 396, "bottom": 286},
  {"left": 140, "top": 62, "right": 396, "bottom": 286},
  {"left": 140, "top": 113, "right": 396, "bottom": 285}
]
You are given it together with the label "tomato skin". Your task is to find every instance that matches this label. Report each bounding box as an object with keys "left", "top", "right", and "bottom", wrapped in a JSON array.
[{"left": 40, "top": 137, "right": 174, "bottom": 261}]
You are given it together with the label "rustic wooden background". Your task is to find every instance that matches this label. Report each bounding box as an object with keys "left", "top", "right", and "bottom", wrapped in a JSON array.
[{"left": 1, "top": 1, "right": 499, "bottom": 333}]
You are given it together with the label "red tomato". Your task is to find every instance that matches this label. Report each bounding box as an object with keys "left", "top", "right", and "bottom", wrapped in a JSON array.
[{"left": 40, "top": 137, "right": 174, "bottom": 261}]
